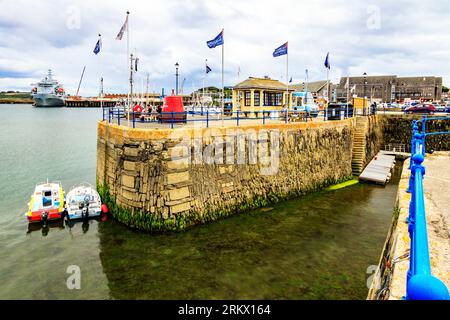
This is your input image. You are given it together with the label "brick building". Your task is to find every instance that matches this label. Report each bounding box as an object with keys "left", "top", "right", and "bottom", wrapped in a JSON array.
[{"left": 335, "top": 75, "right": 442, "bottom": 102}]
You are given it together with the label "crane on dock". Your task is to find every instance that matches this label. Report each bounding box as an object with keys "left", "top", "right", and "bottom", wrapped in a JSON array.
[{"left": 71, "top": 66, "right": 86, "bottom": 100}]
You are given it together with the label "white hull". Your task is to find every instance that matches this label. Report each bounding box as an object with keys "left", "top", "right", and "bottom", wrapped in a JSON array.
[{"left": 65, "top": 183, "right": 102, "bottom": 220}]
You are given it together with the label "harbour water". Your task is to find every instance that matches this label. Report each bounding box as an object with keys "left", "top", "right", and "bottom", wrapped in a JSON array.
[{"left": 0, "top": 104, "right": 401, "bottom": 299}]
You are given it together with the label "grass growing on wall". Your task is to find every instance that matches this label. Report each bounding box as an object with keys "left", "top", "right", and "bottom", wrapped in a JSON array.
[{"left": 97, "top": 174, "right": 355, "bottom": 233}]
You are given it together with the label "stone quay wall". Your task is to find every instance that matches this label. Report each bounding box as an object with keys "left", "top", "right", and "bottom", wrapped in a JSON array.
[
  {"left": 382, "top": 115, "right": 450, "bottom": 152},
  {"left": 96, "top": 118, "right": 363, "bottom": 232}
]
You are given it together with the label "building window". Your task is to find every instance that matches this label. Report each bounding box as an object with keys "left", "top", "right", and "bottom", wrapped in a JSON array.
[
  {"left": 244, "top": 91, "right": 251, "bottom": 106},
  {"left": 254, "top": 91, "right": 260, "bottom": 106},
  {"left": 276, "top": 93, "right": 283, "bottom": 106},
  {"left": 263, "top": 92, "right": 283, "bottom": 107},
  {"left": 264, "top": 92, "right": 271, "bottom": 106}
]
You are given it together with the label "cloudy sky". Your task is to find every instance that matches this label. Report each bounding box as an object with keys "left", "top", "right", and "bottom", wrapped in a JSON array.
[{"left": 0, "top": 0, "right": 450, "bottom": 96}]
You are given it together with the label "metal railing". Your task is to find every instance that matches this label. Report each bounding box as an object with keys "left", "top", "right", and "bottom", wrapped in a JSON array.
[
  {"left": 101, "top": 106, "right": 358, "bottom": 129},
  {"left": 384, "top": 143, "right": 406, "bottom": 153},
  {"left": 405, "top": 116, "right": 450, "bottom": 300}
]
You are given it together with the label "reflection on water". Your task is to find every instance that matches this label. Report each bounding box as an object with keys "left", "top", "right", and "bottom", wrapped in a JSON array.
[
  {"left": 26, "top": 215, "right": 108, "bottom": 237},
  {"left": 98, "top": 165, "right": 402, "bottom": 300},
  {"left": 0, "top": 105, "right": 401, "bottom": 300}
]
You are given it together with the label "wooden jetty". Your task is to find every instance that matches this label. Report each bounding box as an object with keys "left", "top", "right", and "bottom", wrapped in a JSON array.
[{"left": 359, "top": 153, "right": 396, "bottom": 185}]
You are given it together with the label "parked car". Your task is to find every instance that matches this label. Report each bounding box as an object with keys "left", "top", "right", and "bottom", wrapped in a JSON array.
[
  {"left": 435, "top": 104, "right": 447, "bottom": 112},
  {"left": 404, "top": 104, "right": 436, "bottom": 114}
]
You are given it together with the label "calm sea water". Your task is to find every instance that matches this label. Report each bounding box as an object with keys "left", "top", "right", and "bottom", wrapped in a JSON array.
[{"left": 0, "top": 104, "right": 400, "bottom": 299}]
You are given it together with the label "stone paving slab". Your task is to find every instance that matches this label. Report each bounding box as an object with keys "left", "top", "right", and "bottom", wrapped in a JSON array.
[{"left": 388, "top": 151, "right": 450, "bottom": 299}]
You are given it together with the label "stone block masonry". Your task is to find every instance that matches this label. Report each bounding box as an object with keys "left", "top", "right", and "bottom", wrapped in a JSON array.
[
  {"left": 382, "top": 115, "right": 450, "bottom": 152},
  {"left": 96, "top": 118, "right": 376, "bottom": 232}
]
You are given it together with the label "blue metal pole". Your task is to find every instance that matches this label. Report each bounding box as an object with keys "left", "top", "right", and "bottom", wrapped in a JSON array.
[
  {"left": 118, "top": 110, "right": 120, "bottom": 126},
  {"left": 108, "top": 109, "right": 111, "bottom": 123},
  {"left": 206, "top": 110, "right": 209, "bottom": 128},
  {"left": 422, "top": 115, "right": 427, "bottom": 155},
  {"left": 410, "top": 121, "right": 418, "bottom": 169},
  {"left": 263, "top": 110, "right": 266, "bottom": 125},
  {"left": 171, "top": 111, "right": 174, "bottom": 129},
  {"left": 406, "top": 152, "right": 450, "bottom": 300},
  {"left": 132, "top": 111, "right": 135, "bottom": 128},
  {"left": 237, "top": 110, "right": 240, "bottom": 127}
]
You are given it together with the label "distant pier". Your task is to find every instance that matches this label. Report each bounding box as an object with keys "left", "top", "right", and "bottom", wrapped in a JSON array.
[{"left": 65, "top": 99, "right": 117, "bottom": 108}]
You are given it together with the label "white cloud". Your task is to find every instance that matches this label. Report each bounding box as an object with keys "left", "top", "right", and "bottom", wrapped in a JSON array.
[{"left": 0, "top": 0, "right": 450, "bottom": 96}]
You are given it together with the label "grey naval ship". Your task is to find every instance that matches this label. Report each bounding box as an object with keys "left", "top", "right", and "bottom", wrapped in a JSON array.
[{"left": 31, "top": 70, "right": 66, "bottom": 107}]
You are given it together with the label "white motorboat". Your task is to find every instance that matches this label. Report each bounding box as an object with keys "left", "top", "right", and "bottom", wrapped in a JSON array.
[
  {"left": 26, "top": 181, "right": 65, "bottom": 223},
  {"left": 65, "top": 183, "right": 104, "bottom": 220}
]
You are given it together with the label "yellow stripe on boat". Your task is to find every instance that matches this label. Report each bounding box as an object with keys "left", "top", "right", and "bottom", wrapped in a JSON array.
[
  {"left": 58, "top": 186, "right": 65, "bottom": 212},
  {"left": 27, "top": 195, "right": 34, "bottom": 216}
]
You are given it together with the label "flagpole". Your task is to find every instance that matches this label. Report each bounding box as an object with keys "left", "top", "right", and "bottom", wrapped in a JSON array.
[
  {"left": 127, "top": 11, "right": 130, "bottom": 127},
  {"left": 286, "top": 44, "right": 289, "bottom": 114},
  {"left": 203, "top": 59, "right": 206, "bottom": 115},
  {"left": 221, "top": 29, "right": 224, "bottom": 127},
  {"left": 237, "top": 66, "right": 240, "bottom": 84},
  {"left": 99, "top": 33, "right": 103, "bottom": 112},
  {"left": 326, "top": 67, "right": 330, "bottom": 117}
]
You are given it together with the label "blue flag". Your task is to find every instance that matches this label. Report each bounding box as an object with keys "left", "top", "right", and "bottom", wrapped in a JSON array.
[
  {"left": 324, "top": 52, "right": 330, "bottom": 69},
  {"left": 206, "top": 64, "right": 212, "bottom": 74},
  {"left": 93, "top": 37, "right": 102, "bottom": 55},
  {"left": 273, "top": 42, "right": 288, "bottom": 57},
  {"left": 207, "top": 30, "right": 224, "bottom": 48}
]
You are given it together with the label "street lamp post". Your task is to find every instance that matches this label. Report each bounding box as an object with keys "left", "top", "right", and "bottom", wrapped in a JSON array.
[
  {"left": 363, "top": 72, "right": 367, "bottom": 115},
  {"left": 175, "top": 62, "right": 179, "bottom": 95}
]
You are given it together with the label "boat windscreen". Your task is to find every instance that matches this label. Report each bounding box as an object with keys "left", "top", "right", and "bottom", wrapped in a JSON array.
[{"left": 42, "top": 191, "right": 52, "bottom": 207}]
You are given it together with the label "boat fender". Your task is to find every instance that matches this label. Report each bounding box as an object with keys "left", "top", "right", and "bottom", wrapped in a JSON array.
[
  {"left": 42, "top": 211, "right": 48, "bottom": 223},
  {"left": 101, "top": 204, "right": 109, "bottom": 214}
]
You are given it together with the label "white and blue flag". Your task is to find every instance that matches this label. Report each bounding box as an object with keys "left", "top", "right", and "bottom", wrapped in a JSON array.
[
  {"left": 93, "top": 35, "right": 102, "bottom": 55},
  {"left": 207, "top": 30, "right": 224, "bottom": 48},
  {"left": 273, "top": 42, "right": 288, "bottom": 57},
  {"left": 206, "top": 64, "right": 212, "bottom": 74},
  {"left": 116, "top": 13, "right": 129, "bottom": 40},
  {"left": 324, "top": 52, "right": 330, "bottom": 69}
]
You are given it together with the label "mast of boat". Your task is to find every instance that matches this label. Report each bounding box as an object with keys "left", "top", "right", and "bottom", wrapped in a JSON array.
[
  {"left": 146, "top": 72, "right": 149, "bottom": 107},
  {"left": 76, "top": 66, "right": 86, "bottom": 98},
  {"left": 129, "top": 52, "right": 134, "bottom": 126},
  {"left": 305, "top": 69, "right": 309, "bottom": 104}
]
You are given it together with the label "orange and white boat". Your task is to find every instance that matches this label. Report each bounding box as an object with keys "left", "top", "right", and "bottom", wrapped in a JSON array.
[{"left": 26, "top": 181, "right": 65, "bottom": 224}]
